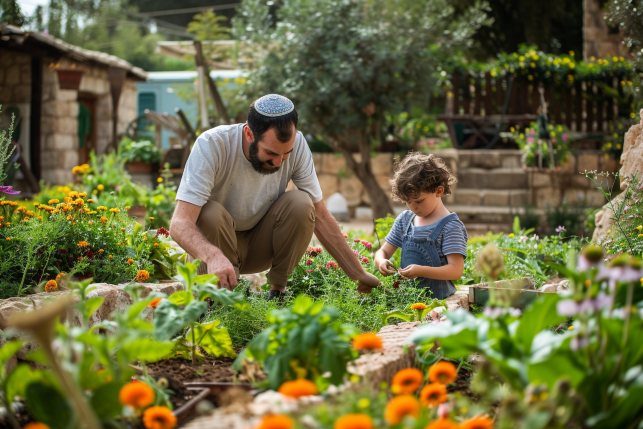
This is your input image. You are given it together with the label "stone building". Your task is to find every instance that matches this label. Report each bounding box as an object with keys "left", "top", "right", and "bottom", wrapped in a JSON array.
[{"left": 0, "top": 24, "right": 146, "bottom": 188}]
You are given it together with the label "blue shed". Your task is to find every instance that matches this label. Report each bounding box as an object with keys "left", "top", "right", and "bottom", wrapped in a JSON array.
[{"left": 136, "top": 70, "right": 243, "bottom": 149}]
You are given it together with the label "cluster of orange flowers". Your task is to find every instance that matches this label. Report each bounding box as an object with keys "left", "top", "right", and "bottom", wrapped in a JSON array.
[
  {"left": 255, "top": 361, "right": 493, "bottom": 429},
  {"left": 119, "top": 380, "right": 177, "bottom": 429}
]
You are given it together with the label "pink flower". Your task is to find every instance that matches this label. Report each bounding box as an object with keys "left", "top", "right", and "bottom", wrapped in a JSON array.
[
  {"left": 305, "top": 258, "right": 314, "bottom": 266},
  {"left": 325, "top": 261, "right": 338, "bottom": 269}
]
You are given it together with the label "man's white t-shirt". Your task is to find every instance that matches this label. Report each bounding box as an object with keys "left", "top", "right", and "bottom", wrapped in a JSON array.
[{"left": 176, "top": 124, "right": 323, "bottom": 231}]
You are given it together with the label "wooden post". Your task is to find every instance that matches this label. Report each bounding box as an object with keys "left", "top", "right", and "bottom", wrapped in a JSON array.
[
  {"left": 108, "top": 67, "right": 127, "bottom": 151},
  {"left": 193, "top": 41, "right": 231, "bottom": 125}
]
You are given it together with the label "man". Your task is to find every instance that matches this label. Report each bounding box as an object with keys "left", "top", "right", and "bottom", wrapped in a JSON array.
[{"left": 170, "top": 94, "right": 380, "bottom": 298}]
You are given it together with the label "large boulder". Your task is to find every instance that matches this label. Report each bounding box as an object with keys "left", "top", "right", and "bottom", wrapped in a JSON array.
[{"left": 593, "top": 109, "right": 643, "bottom": 245}]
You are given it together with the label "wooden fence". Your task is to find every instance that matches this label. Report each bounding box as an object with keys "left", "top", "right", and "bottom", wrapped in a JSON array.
[{"left": 441, "top": 71, "right": 632, "bottom": 148}]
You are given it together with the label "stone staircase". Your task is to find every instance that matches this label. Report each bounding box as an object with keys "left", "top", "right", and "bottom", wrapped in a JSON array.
[{"left": 448, "top": 149, "right": 538, "bottom": 235}]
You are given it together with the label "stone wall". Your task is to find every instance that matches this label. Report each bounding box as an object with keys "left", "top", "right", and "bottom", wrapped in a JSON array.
[
  {"left": 0, "top": 51, "right": 31, "bottom": 105},
  {"left": 526, "top": 150, "right": 619, "bottom": 209},
  {"left": 583, "top": 0, "right": 628, "bottom": 59},
  {"left": 313, "top": 149, "right": 459, "bottom": 210},
  {"left": 314, "top": 149, "right": 612, "bottom": 211}
]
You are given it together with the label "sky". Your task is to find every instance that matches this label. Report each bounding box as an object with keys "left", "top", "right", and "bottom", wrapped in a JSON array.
[{"left": 19, "top": 0, "right": 49, "bottom": 17}]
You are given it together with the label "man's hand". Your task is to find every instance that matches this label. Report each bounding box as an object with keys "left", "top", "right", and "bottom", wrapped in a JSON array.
[
  {"left": 205, "top": 251, "right": 238, "bottom": 290},
  {"left": 355, "top": 272, "right": 380, "bottom": 294}
]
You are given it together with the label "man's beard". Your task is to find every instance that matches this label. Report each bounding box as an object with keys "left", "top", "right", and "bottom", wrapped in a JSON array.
[{"left": 248, "top": 139, "right": 280, "bottom": 175}]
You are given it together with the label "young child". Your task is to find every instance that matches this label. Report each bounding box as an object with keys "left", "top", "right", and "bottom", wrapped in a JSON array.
[{"left": 374, "top": 152, "right": 468, "bottom": 299}]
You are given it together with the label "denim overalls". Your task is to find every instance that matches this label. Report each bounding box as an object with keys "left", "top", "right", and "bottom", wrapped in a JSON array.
[{"left": 400, "top": 212, "right": 458, "bottom": 299}]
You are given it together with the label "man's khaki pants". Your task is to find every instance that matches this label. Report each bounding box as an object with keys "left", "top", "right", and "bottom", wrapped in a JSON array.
[{"left": 195, "top": 190, "right": 315, "bottom": 289}]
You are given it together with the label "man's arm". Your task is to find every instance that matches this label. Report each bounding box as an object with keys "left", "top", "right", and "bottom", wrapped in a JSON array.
[
  {"left": 313, "top": 200, "right": 380, "bottom": 293},
  {"left": 169, "top": 200, "right": 238, "bottom": 289}
]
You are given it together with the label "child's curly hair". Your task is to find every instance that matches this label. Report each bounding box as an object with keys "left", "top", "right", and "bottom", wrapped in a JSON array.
[{"left": 391, "top": 152, "right": 456, "bottom": 201}]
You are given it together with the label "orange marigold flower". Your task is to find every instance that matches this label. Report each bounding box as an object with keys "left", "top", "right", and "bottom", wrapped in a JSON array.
[
  {"left": 77, "top": 240, "right": 89, "bottom": 248},
  {"left": 23, "top": 423, "right": 50, "bottom": 429},
  {"left": 142, "top": 405, "right": 177, "bottom": 429},
  {"left": 334, "top": 413, "right": 373, "bottom": 429},
  {"left": 428, "top": 361, "right": 458, "bottom": 385},
  {"left": 410, "top": 302, "right": 428, "bottom": 311},
  {"left": 149, "top": 297, "right": 162, "bottom": 309},
  {"left": 100, "top": 216, "right": 108, "bottom": 223},
  {"left": 460, "top": 416, "right": 494, "bottom": 429},
  {"left": 255, "top": 414, "right": 294, "bottom": 429},
  {"left": 55, "top": 272, "right": 66, "bottom": 281},
  {"left": 277, "top": 379, "right": 318, "bottom": 398},
  {"left": 391, "top": 368, "right": 423, "bottom": 394},
  {"left": 352, "top": 332, "right": 383, "bottom": 352},
  {"left": 44, "top": 280, "right": 58, "bottom": 293},
  {"left": 135, "top": 270, "right": 150, "bottom": 282},
  {"left": 119, "top": 381, "right": 155, "bottom": 409},
  {"left": 424, "top": 419, "right": 459, "bottom": 429},
  {"left": 127, "top": 258, "right": 135, "bottom": 265},
  {"left": 419, "top": 383, "right": 448, "bottom": 406},
  {"left": 384, "top": 395, "right": 421, "bottom": 425}
]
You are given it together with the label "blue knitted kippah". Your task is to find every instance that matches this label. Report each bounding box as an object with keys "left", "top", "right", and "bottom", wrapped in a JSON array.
[{"left": 254, "top": 94, "right": 295, "bottom": 117}]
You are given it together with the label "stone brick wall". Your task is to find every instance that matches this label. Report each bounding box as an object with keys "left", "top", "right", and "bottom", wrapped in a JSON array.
[
  {"left": 0, "top": 51, "right": 31, "bottom": 105},
  {"left": 583, "top": 0, "right": 628, "bottom": 60}
]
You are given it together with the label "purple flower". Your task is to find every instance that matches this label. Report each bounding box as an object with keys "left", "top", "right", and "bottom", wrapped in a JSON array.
[
  {"left": 592, "top": 293, "right": 613, "bottom": 311},
  {"left": 557, "top": 299, "right": 579, "bottom": 317},
  {"left": 0, "top": 185, "right": 20, "bottom": 195},
  {"left": 555, "top": 225, "right": 566, "bottom": 234}
]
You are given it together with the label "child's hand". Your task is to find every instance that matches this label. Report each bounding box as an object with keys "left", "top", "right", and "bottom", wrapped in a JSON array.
[
  {"left": 377, "top": 259, "right": 397, "bottom": 276},
  {"left": 398, "top": 264, "right": 421, "bottom": 279}
]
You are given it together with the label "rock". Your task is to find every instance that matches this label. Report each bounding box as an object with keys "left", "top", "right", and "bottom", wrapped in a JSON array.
[
  {"left": 593, "top": 109, "right": 643, "bottom": 244},
  {"left": 539, "top": 284, "right": 558, "bottom": 293}
]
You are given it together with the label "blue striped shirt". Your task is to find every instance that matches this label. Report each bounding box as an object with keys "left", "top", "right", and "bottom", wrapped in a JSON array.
[{"left": 385, "top": 210, "right": 468, "bottom": 261}]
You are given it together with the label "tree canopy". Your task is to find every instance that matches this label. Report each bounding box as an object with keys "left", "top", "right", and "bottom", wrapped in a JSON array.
[{"left": 233, "top": 0, "right": 490, "bottom": 217}]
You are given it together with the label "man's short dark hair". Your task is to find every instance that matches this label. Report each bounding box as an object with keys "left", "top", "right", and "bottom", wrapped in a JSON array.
[{"left": 247, "top": 104, "right": 299, "bottom": 143}]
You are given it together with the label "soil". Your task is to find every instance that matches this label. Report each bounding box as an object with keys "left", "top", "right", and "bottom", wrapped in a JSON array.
[{"left": 145, "top": 356, "right": 244, "bottom": 409}]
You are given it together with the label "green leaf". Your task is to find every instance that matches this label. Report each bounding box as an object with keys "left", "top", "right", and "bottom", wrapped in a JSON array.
[
  {"left": 514, "top": 294, "right": 565, "bottom": 353},
  {"left": 5, "top": 364, "right": 44, "bottom": 403},
  {"left": 90, "top": 381, "right": 123, "bottom": 422},
  {"left": 0, "top": 340, "right": 23, "bottom": 368},
  {"left": 384, "top": 310, "right": 412, "bottom": 324},
  {"left": 120, "top": 338, "right": 174, "bottom": 362},
  {"left": 192, "top": 320, "right": 236, "bottom": 358},
  {"left": 168, "top": 290, "right": 192, "bottom": 306},
  {"left": 25, "top": 382, "right": 73, "bottom": 429},
  {"left": 82, "top": 296, "right": 105, "bottom": 320},
  {"left": 527, "top": 348, "right": 586, "bottom": 389}
]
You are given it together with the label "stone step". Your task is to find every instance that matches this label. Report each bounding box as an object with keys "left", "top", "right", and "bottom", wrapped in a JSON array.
[
  {"left": 457, "top": 149, "right": 523, "bottom": 170},
  {"left": 457, "top": 168, "right": 528, "bottom": 189},
  {"left": 453, "top": 189, "right": 529, "bottom": 207}
]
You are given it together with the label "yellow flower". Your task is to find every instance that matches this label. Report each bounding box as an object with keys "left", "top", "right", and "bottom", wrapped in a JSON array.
[
  {"left": 410, "top": 303, "right": 428, "bottom": 311},
  {"left": 352, "top": 332, "right": 383, "bottom": 352},
  {"left": 97, "top": 184, "right": 104, "bottom": 191},
  {"left": 428, "top": 361, "right": 458, "bottom": 384},
  {"left": 277, "top": 379, "right": 317, "bottom": 398},
  {"left": 127, "top": 258, "right": 135, "bottom": 265},
  {"left": 157, "top": 177, "right": 164, "bottom": 183},
  {"left": 357, "top": 398, "right": 370, "bottom": 409},
  {"left": 119, "top": 381, "right": 155, "bottom": 408},
  {"left": 77, "top": 241, "right": 89, "bottom": 248}
]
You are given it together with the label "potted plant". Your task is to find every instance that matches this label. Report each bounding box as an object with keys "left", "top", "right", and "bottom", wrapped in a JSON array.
[{"left": 118, "top": 138, "right": 162, "bottom": 174}]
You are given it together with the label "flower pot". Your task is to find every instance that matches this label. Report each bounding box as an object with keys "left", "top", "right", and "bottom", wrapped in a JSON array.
[
  {"left": 56, "top": 69, "right": 84, "bottom": 91},
  {"left": 125, "top": 161, "right": 154, "bottom": 174}
]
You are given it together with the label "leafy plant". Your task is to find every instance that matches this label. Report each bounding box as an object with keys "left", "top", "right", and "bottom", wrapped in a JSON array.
[
  {"left": 410, "top": 245, "right": 643, "bottom": 428},
  {"left": 153, "top": 260, "right": 242, "bottom": 364},
  {"left": 118, "top": 138, "right": 161, "bottom": 164},
  {"left": 0, "top": 107, "right": 16, "bottom": 188},
  {"left": 512, "top": 120, "right": 571, "bottom": 169},
  {"left": 234, "top": 295, "right": 358, "bottom": 390}
]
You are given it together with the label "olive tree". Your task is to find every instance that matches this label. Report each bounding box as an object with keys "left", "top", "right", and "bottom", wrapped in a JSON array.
[{"left": 233, "top": 0, "right": 489, "bottom": 217}]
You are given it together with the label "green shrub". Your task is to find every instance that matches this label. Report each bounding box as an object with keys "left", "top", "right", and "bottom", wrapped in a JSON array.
[{"left": 118, "top": 138, "right": 162, "bottom": 164}]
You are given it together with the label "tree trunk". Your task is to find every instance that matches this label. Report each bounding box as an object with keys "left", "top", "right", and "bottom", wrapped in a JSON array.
[{"left": 332, "top": 130, "right": 394, "bottom": 219}]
